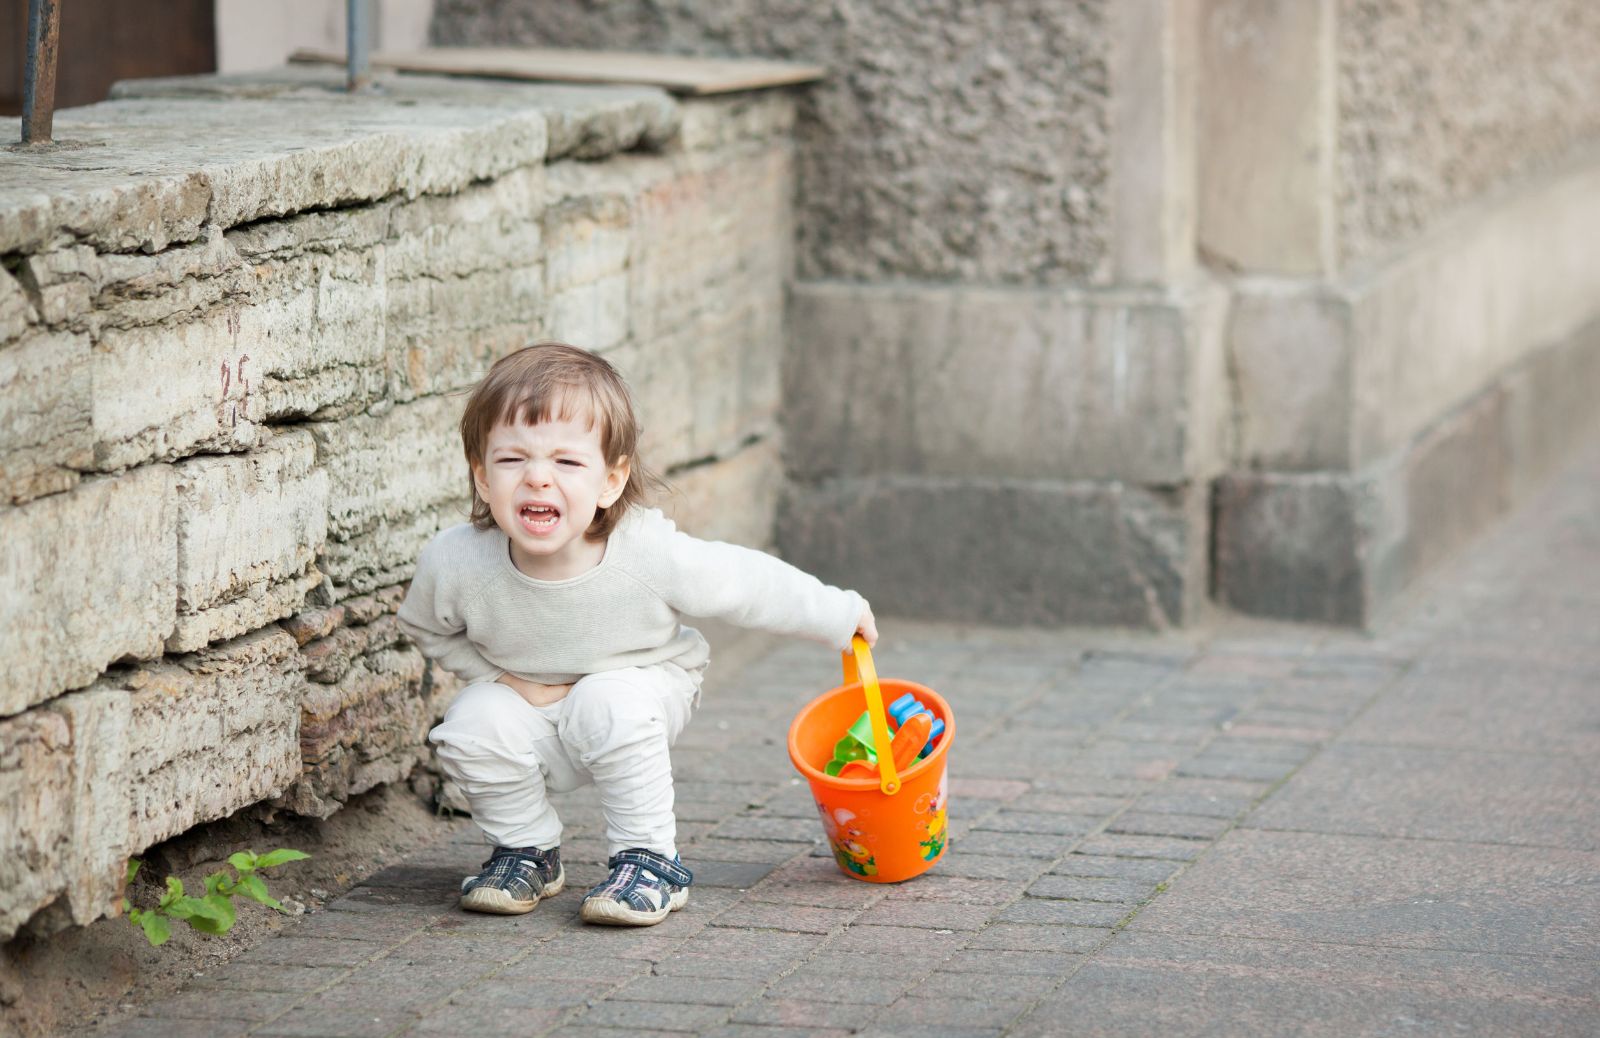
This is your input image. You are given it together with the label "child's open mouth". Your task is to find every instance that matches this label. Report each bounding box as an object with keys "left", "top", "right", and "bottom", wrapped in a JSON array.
[{"left": 519, "top": 503, "right": 560, "bottom": 533}]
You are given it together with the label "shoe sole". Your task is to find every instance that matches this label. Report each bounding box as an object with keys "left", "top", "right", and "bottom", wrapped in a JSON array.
[
  {"left": 579, "top": 886, "right": 689, "bottom": 927},
  {"left": 459, "top": 865, "right": 565, "bottom": 915}
]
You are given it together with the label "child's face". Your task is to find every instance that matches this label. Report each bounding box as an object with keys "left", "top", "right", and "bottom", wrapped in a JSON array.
[{"left": 473, "top": 413, "right": 630, "bottom": 580}]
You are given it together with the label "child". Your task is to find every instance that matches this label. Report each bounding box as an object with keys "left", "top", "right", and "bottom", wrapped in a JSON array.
[{"left": 397, "top": 342, "right": 876, "bottom": 926}]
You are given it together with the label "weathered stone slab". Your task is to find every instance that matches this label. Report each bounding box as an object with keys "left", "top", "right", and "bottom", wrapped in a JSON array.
[
  {"left": 0, "top": 264, "right": 34, "bottom": 342},
  {"left": 0, "top": 328, "right": 93, "bottom": 505},
  {"left": 0, "top": 704, "right": 82, "bottom": 935},
  {"left": 283, "top": 634, "right": 430, "bottom": 819},
  {"left": 167, "top": 430, "right": 330, "bottom": 652},
  {"left": 309, "top": 395, "right": 469, "bottom": 600},
  {"left": 662, "top": 436, "right": 783, "bottom": 551},
  {"left": 0, "top": 466, "right": 177, "bottom": 716},
  {"left": 778, "top": 476, "right": 1207, "bottom": 628},
  {"left": 119, "top": 627, "right": 302, "bottom": 848},
  {"left": 1128, "top": 829, "right": 1600, "bottom": 957},
  {"left": 785, "top": 281, "right": 1227, "bottom": 485}
]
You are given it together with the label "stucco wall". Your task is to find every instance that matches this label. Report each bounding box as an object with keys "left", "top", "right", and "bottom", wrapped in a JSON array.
[
  {"left": 432, "top": 0, "right": 1114, "bottom": 284},
  {"left": 0, "top": 68, "right": 796, "bottom": 938},
  {"left": 1338, "top": 0, "right": 1600, "bottom": 261}
]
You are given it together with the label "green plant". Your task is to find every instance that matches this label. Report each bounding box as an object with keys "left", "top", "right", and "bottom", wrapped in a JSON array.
[{"left": 122, "top": 848, "right": 310, "bottom": 947}]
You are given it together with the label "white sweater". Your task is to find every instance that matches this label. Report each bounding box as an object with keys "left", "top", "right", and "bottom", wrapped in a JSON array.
[{"left": 396, "top": 507, "right": 865, "bottom": 685}]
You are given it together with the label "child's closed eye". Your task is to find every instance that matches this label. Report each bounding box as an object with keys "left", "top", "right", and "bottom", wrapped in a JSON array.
[{"left": 558, "top": 458, "right": 584, "bottom": 467}]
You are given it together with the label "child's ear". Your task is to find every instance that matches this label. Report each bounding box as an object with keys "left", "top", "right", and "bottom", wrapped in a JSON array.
[
  {"left": 470, "top": 460, "right": 490, "bottom": 502},
  {"left": 600, "top": 455, "right": 631, "bottom": 508}
]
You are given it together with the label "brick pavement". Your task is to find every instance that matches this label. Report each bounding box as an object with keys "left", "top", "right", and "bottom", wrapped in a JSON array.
[{"left": 97, "top": 437, "right": 1600, "bottom": 1037}]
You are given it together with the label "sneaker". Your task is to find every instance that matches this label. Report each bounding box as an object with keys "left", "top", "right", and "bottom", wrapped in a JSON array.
[
  {"left": 579, "top": 848, "right": 692, "bottom": 926},
  {"left": 459, "top": 845, "right": 564, "bottom": 915}
]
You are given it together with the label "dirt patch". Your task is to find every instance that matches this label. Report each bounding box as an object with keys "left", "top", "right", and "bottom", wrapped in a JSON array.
[{"left": 0, "top": 780, "right": 458, "bottom": 1038}]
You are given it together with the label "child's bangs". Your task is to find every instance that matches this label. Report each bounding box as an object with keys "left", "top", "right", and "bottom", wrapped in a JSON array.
[{"left": 501, "top": 382, "right": 604, "bottom": 437}]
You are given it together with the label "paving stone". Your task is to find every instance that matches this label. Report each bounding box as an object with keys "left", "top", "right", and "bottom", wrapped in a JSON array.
[
  {"left": 689, "top": 860, "right": 780, "bottom": 888},
  {"left": 445, "top": 977, "right": 614, "bottom": 1009},
  {"left": 240, "top": 937, "right": 387, "bottom": 968},
  {"left": 870, "top": 994, "right": 1032, "bottom": 1030},
  {"left": 1175, "top": 755, "right": 1299, "bottom": 782},
  {"left": 878, "top": 874, "right": 1026, "bottom": 906},
  {"left": 699, "top": 1027, "right": 853, "bottom": 1038},
  {"left": 729, "top": 998, "right": 868, "bottom": 1029},
  {"left": 763, "top": 966, "right": 913, "bottom": 1006},
  {"left": 960, "top": 830, "right": 1078, "bottom": 859},
  {"left": 927, "top": 854, "right": 1043, "bottom": 880},
  {"left": 1014, "top": 931, "right": 1600, "bottom": 1037},
  {"left": 187, "top": 962, "right": 353, "bottom": 994},
  {"left": 1342, "top": 667, "right": 1600, "bottom": 755},
  {"left": 252, "top": 1006, "right": 418, "bottom": 1037},
  {"left": 134, "top": 989, "right": 287, "bottom": 1023},
  {"left": 1107, "top": 812, "right": 1233, "bottom": 840},
  {"left": 99, "top": 1019, "right": 251, "bottom": 1038},
  {"left": 937, "top": 948, "right": 1086, "bottom": 975},
  {"left": 1131, "top": 791, "right": 1255, "bottom": 819},
  {"left": 963, "top": 923, "right": 1111, "bottom": 953},
  {"left": 1075, "top": 834, "right": 1207, "bottom": 861},
  {"left": 708, "top": 815, "right": 823, "bottom": 842},
  {"left": 709, "top": 902, "right": 855, "bottom": 933},
  {"left": 1128, "top": 829, "right": 1600, "bottom": 957},
  {"left": 850, "top": 900, "right": 994, "bottom": 931},
  {"left": 1047, "top": 855, "right": 1185, "bottom": 883},
  {"left": 1247, "top": 743, "right": 1600, "bottom": 850},
  {"left": 580, "top": 999, "right": 731, "bottom": 1031},
  {"left": 976, "top": 810, "right": 1101, "bottom": 835},
  {"left": 681, "top": 838, "right": 811, "bottom": 865},
  {"left": 949, "top": 777, "right": 1031, "bottom": 800},
  {"left": 605, "top": 976, "right": 765, "bottom": 1006},
  {"left": 998, "top": 900, "right": 1130, "bottom": 927},
  {"left": 1026, "top": 875, "right": 1155, "bottom": 904},
  {"left": 411, "top": 1005, "right": 569, "bottom": 1035}
]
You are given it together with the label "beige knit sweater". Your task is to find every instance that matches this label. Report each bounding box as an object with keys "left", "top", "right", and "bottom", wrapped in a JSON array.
[{"left": 396, "top": 507, "right": 865, "bottom": 685}]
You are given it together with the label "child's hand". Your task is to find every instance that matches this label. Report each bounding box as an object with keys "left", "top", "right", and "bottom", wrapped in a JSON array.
[
  {"left": 854, "top": 601, "right": 878, "bottom": 649},
  {"left": 497, "top": 672, "right": 573, "bottom": 707}
]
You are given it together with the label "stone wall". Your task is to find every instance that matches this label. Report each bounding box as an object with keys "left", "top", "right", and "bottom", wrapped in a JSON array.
[
  {"left": 0, "top": 67, "right": 798, "bottom": 938},
  {"left": 432, "top": 0, "right": 1116, "bottom": 285},
  {"left": 431, "top": 0, "right": 1600, "bottom": 629}
]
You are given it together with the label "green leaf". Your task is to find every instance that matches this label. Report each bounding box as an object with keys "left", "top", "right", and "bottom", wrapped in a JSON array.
[
  {"left": 139, "top": 912, "right": 170, "bottom": 947},
  {"left": 159, "top": 876, "right": 185, "bottom": 908},
  {"left": 204, "top": 871, "right": 229, "bottom": 897},
  {"left": 236, "top": 873, "right": 282, "bottom": 910},
  {"left": 120, "top": 898, "right": 131, "bottom": 914},
  {"left": 183, "top": 889, "right": 235, "bottom": 934},
  {"left": 255, "top": 849, "right": 310, "bottom": 869},
  {"left": 228, "top": 851, "right": 257, "bottom": 874},
  {"left": 167, "top": 896, "right": 228, "bottom": 924},
  {"left": 125, "top": 859, "right": 142, "bottom": 884}
]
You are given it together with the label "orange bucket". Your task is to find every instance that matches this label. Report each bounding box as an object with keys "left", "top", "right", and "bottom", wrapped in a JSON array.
[{"left": 787, "top": 638, "right": 954, "bottom": 883}]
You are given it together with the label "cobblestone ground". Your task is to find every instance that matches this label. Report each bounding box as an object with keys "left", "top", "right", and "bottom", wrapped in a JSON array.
[{"left": 100, "top": 440, "right": 1600, "bottom": 1037}]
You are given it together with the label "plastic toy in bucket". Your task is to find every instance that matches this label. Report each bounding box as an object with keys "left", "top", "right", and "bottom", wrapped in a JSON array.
[{"left": 787, "top": 637, "right": 955, "bottom": 883}]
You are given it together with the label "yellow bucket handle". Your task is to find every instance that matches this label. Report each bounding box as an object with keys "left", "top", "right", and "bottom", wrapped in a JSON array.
[{"left": 843, "top": 636, "right": 900, "bottom": 795}]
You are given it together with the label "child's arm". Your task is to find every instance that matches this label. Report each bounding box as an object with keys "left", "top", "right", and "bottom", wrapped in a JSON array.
[
  {"left": 641, "top": 514, "right": 873, "bottom": 650},
  {"left": 395, "top": 539, "right": 502, "bottom": 684}
]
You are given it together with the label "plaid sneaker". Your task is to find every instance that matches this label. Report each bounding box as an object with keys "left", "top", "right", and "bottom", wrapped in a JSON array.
[
  {"left": 579, "top": 848, "right": 692, "bottom": 926},
  {"left": 459, "top": 844, "right": 564, "bottom": 915}
]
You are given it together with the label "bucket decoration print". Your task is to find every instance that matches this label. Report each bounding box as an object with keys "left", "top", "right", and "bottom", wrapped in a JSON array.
[{"left": 787, "top": 637, "right": 955, "bottom": 883}]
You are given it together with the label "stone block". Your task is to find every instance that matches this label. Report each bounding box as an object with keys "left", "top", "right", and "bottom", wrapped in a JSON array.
[
  {"left": 94, "top": 227, "right": 255, "bottom": 331},
  {"left": 385, "top": 166, "right": 546, "bottom": 283},
  {"left": 786, "top": 281, "right": 1228, "bottom": 486},
  {"left": 1110, "top": 0, "right": 1199, "bottom": 283},
  {"left": 0, "top": 162, "right": 211, "bottom": 256},
  {"left": 0, "top": 466, "right": 177, "bottom": 716},
  {"left": 309, "top": 396, "right": 469, "bottom": 600},
  {"left": 1216, "top": 384, "right": 1516, "bottom": 626},
  {"left": 283, "top": 629, "right": 430, "bottom": 818},
  {"left": 119, "top": 627, "right": 302, "bottom": 848},
  {"left": 0, "top": 328, "right": 93, "bottom": 505},
  {"left": 18, "top": 245, "right": 97, "bottom": 328},
  {"left": 544, "top": 274, "right": 629, "bottom": 352},
  {"left": 167, "top": 429, "right": 331, "bottom": 652},
  {"left": 1226, "top": 284, "right": 1352, "bottom": 470},
  {"left": 92, "top": 249, "right": 387, "bottom": 471},
  {"left": 778, "top": 475, "right": 1208, "bottom": 628},
  {"left": 542, "top": 190, "right": 630, "bottom": 293},
  {"left": 0, "top": 264, "right": 34, "bottom": 342},
  {"left": 385, "top": 262, "right": 544, "bottom": 401},
  {"left": 1502, "top": 317, "right": 1600, "bottom": 501},
  {"left": 661, "top": 437, "right": 783, "bottom": 551},
  {"left": 1199, "top": 0, "right": 1337, "bottom": 275}
]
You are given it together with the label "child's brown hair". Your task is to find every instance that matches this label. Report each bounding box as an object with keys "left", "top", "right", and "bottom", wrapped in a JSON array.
[{"left": 460, "top": 342, "right": 661, "bottom": 541}]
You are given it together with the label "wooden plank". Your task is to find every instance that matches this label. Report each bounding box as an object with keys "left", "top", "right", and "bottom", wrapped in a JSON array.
[{"left": 289, "top": 46, "right": 825, "bottom": 96}]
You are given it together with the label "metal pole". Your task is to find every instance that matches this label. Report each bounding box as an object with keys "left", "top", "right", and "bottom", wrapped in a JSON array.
[
  {"left": 347, "top": 0, "right": 371, "bottom": 92},
  {"left": 22, "top": 0, "right": 61, "bottom": 144}
]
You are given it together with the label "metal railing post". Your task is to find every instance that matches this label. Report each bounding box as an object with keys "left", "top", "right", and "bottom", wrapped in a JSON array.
[
  {"left": 21, "top": 0, "right": 61, "bottom": 144},
  {"left": 347, "top": 0, "right": 371, "bottom": 92}
]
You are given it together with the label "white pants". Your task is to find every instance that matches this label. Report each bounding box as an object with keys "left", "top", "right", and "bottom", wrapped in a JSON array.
[{"left": 429, "top": 664, "right": 699, "bottom": 857}]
